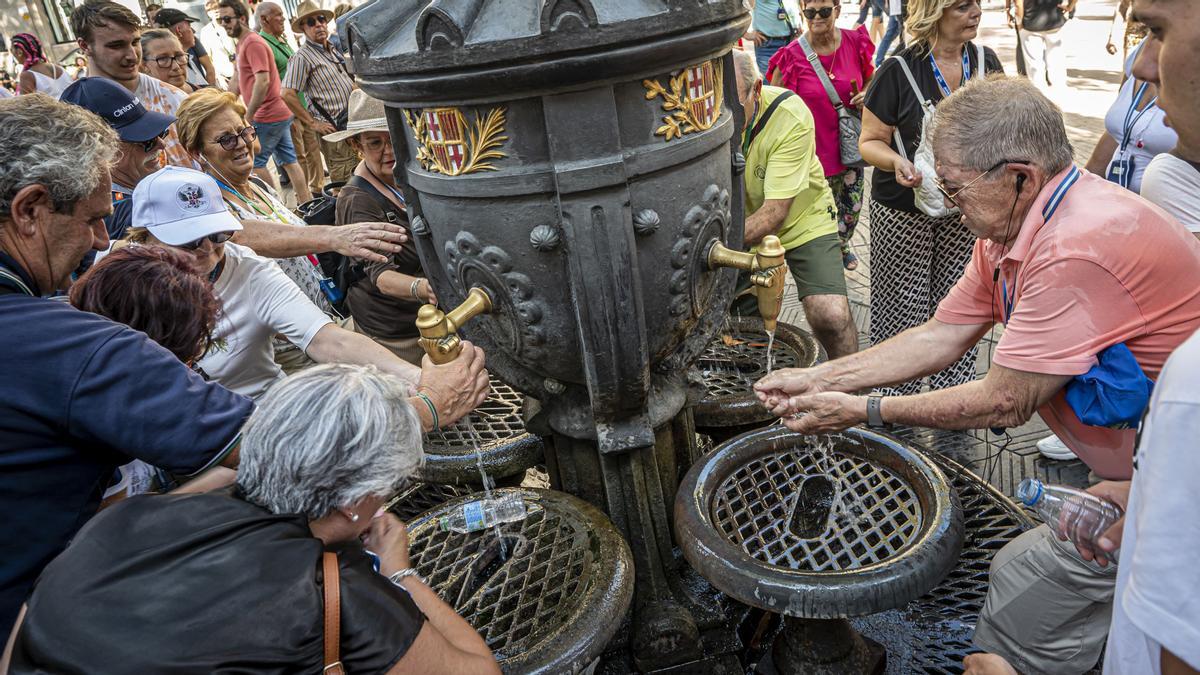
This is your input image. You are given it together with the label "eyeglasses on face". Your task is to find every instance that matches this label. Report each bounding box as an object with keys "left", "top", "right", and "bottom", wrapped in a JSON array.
[
  {"left": 140, "top": 130, "right": 170, "bottom": 153},
  {"left": 802, "top": 7, "right": 835, "bottom": 19},
  {"left": 145, "top": 53, "right": 188, "bottom": 69},
  {"left": 208, "top": 126, "right": 257, "bottom": 151},
  {"left": 216, "top": 15, "right": 237, "bottom": 24},
  {"left": 305, "top": 15, "right": 328, "bottom": 27},
  {"left": 178, "top": 231, "right": 234, "bottom": 251},
  {"left": 933, "top": 160, "right": 1028, "bottom": 206}
]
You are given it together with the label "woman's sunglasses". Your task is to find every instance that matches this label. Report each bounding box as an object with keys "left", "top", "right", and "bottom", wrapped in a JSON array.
[
  {"left": 208, "top": 126, "right": 257, "bottom": 151},
  {"left": 803, "top": 7, "right": 835, "bottom": 19},
  {"left": 178, "top": 231, "right": 234, "bottom": 251}
]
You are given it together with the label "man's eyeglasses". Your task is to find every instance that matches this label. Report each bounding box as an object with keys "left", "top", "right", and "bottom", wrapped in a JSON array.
[
  {"left": 139, "top": 130, "right": 170, "bottom": 153},
  {"left": 145, "top": 53, "right": 188, "bottom": 69},
  {"left": 216, "top": 15, "right": 237, "bottom": 24},
  {"left": 178, "top": 231, "right": 234, "bottom": 251},
  {"left": 802, "top": 7, "right": 835, "bottom": 19},
  {"left": 305, "top": 15, "right": 328, "bottom": 27},
  {"left": 208, "top": 126, "right": 257, "bottom": 151},
  {"left": 934, "top": 160, "right": 1028, "bottom": 207}
]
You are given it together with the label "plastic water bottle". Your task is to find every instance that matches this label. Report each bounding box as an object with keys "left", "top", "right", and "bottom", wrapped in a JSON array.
[
  {"left": 439, "top": 494, "right": 528, "bottom": 534},
  {"left": 1016, "top": 478, "right": 1123, "bottom": 562}
]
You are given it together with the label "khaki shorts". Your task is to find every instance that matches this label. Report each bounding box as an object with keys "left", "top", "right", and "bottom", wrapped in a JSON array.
[
  {"left": 733, "top": 233, "right": 848, "bottom": 314},
  {"left": 973, "top": 524, "right": 1117, "bottom": 675}
]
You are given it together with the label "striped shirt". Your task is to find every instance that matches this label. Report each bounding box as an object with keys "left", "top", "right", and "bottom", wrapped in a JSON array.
[{"left": 281, "top": 39, "right": 354, "bottom": 124}]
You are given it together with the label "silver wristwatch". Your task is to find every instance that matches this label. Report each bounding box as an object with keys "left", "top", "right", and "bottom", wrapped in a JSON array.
[
  {"left": 866, "top": 393, "right": 889, "bottom": 429},
  {"left": 388, "top": 568, "right": 425, "bottom": 586}
]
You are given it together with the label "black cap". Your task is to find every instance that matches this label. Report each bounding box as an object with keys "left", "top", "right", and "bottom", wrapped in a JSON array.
[
  {"left": 154, "top": 8, "right": 198, "bottom": 27},
  {"left": 60, "top": 77, "right": 176, "bottom": 144}
]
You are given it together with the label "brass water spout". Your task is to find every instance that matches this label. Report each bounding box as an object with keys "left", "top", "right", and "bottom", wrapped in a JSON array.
[
  {"left": 415, "top": 287, "right": 493, "bottom": 364},
  {"left": 707, "top": 234, "right": 787, "bottom": 333}
]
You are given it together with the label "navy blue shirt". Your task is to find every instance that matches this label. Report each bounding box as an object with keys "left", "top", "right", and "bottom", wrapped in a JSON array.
[{"left": 0, "top": 254, "right": 253, "bottom": 638}]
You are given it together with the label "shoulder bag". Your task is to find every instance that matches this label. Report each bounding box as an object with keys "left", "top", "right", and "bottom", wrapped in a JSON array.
[
  {"left": 323, "top": 552, "right": 345, "bottom": 675},
  {"left": 798, "top": 33, "right": 867, "bottom": 169},
  {"left": 889, "top": 42, "right": 984, "bottom": 218}
]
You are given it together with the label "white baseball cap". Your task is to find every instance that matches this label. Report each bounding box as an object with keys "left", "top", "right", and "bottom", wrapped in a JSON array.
[{"left": 132, "top": 166, "right": 242, "bottom": 246}]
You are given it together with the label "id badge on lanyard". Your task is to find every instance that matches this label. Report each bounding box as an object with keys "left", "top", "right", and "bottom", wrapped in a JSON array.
[
  {"left": 777, "top": 0, "right": 788, "bottom": 21},
  {"left": 1107, "top": 81, "right": 1155, "bottom": 190}
]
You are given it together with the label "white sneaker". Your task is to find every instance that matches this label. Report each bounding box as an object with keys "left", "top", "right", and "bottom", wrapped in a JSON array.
[{"left": 1036, "top": 434, "right": 1076, "bottom": 461}]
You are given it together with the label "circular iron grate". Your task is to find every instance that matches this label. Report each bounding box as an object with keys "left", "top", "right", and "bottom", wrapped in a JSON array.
[
  {"left": 713, "top": 445, "right": 923, "bottom": 572},
  {"left": 692, "top": 318, "right": 823, "bottom": 430},
  {"left": 417, "top": 377, "right": 543, "bottom": 484},
  {"left": 407, "top": 488, "right": 633, "bottom": 674},
  {"left": 388, "top": 482, "right": 475, "bottom": 522}
]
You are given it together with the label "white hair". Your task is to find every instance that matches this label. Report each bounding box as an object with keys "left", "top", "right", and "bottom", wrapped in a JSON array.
[
  {"left": 0, "top": 94, "right": 119, "bottom": 217},
  {"left": 730, "top": 47, "right": 761, "bottom": 101},
  {"left": 931, "top": 75, "right": 1073, "bottom": 175},
  {"left": 237, "top": 364, "right": 424, "bottom": 519},
  {"left": 252, "top": 1, "right": 281, "bottom": 31}
]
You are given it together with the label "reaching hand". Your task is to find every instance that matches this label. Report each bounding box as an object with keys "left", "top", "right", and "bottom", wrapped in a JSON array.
[
  {"left": 1106, "top": 41, "right": 1118, "bottom": 55},
  {"left": 754, "top": 366, "right": 837, "bottom": 417},
  {"left": 330, "top": 221, "right": 407, "bottom": 263},
  {"left": 416, "top": 341, "right": 490, "bottom": 428},
  {"left": 416, "top": 278, "right": 437, "bottom": 305},
  {"left": 315, "top": 121, "right": 337, "bottom": 136},
  {"left": 850, "top": 90, "right": 866, "bottom": 108},
  {"left": 894, "top": 158, "right": 923, "bottom": 188},
  {"left": 780, "top": 392, "right": 863, "bottom": 434},
  {"left": 365, "top": 512, "right": 411, "bottom": 577},
  {"left": 1069, "top": 480, "right": 1131, "bottom": 567}
]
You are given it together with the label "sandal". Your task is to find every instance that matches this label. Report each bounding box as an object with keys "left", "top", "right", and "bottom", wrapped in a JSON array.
[{"left": 842, "top": 250, "right": 859, "bottom": 271}]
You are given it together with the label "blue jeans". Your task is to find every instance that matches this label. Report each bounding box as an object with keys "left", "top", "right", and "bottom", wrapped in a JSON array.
[
  {"left": 755, "top": 36, "right": 791, "bottom": 77},
  {"left": 856, "top": 0, "right": 884, "bottom": 24},
  {"left": 252, "top": 117, "right": 297, "bottom": 168},
  {"left": 875, "top": 15, "right": 903, "bottom": 67}
]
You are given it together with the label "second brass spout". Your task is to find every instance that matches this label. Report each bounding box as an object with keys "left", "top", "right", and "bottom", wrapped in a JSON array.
[
  {"left": 415, "top": 287, "right": 493, "bottom": 364},
  {"left": 707, "top": 234, "right": 787, "bottom": 333}
]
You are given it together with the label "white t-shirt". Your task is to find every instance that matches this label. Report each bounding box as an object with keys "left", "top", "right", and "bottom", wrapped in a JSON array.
[
  {"left": 1140, "top": 153, "right": 1200, "bottom": 234},
  {"left": 196, "top": 242, "right": 332, "bottom": 399},
  {"left": 1103, "top": 328, "right": 1200, "bottom": 674},
  {"left": 1101, "top": 52, "right": 1176, "bottom": 194}
]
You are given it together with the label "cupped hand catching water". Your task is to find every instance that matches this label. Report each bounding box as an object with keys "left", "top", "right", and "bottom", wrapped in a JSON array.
[{"left": 754, "top": 365, "right": 837, "bottom": 417}]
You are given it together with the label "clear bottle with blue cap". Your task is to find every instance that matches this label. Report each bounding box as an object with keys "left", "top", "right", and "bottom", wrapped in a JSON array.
[{"left": 1016, "top": 478, "right": 1123, "bottom": 563}]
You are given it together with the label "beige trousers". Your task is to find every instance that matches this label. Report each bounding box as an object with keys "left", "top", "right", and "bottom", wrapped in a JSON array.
[{"left": 291, "top": 117, "right": 325, "bottom": 195}]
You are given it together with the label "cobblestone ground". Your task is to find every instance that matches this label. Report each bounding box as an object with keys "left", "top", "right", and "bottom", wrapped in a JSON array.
[{"left": 777, "top": 0, "right": 1120, "bottom": 494}]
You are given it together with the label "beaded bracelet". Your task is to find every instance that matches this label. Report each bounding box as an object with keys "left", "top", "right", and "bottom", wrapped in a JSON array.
[{"left": 415, "top": 391, "right": 439, "bottom": 429}]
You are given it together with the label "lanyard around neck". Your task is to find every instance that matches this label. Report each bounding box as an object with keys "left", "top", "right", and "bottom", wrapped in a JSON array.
[
  {"left": 213, "top": 177, "right": 290, "bottom": 223},
  {"left": 929, "top": 47, "right": 971, "bottom": 98},
  {"left": 741, "top": 95, "right": 761, "bottom": 156},
  {"left": 1119, "top": 81, "right": 1157, "bottom": 153},
  {"left": 1001, "top": 166, "right": 1081, "bottom": 324}
]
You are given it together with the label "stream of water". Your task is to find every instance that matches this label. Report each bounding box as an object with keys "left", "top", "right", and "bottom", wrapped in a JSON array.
[{"left": 465, "top": 415, "right": 509, "bottom": 561}]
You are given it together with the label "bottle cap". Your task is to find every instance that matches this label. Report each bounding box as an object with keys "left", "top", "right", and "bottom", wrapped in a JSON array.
[{"left": 1015, "top": 478, "right": 1043, "bottom": 506}]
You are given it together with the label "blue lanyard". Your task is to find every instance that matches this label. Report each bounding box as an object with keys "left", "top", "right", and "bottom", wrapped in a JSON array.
[
  {"left": 929, "top": 47, "right": 971, "bottom": 98},
  {"left": 1001, "top": 166, "right": 1081, "bottom": 324},
  {"left": 1118, "top": 81, "right": 1157, "bottom": 153}
]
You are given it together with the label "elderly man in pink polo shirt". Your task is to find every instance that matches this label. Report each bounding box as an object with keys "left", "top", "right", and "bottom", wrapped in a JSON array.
[{"left": 754, "top": 75, "right": 1200, "bottom": 674}]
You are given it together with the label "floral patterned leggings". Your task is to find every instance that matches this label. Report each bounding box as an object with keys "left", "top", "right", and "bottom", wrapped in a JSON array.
[{"left": 826, "top": 168, "right": 866, "bottom": 256}]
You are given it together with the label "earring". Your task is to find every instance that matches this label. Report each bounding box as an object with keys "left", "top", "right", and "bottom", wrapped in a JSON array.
[{"left": 350, "top": 512, "right": 360, "bottom": 522}]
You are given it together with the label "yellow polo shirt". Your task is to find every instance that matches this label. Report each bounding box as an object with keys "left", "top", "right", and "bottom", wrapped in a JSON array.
[{"left": 744, "top": 86, "right": 838, "bottom": 251}]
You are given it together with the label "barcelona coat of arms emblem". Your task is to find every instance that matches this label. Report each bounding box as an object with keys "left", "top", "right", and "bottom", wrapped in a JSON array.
[
  {"left": 643, "top": 59, "right": 724, "bottom": 141},
  {"left": 403, "top": 106, "right": 508, "bottom": 176}
]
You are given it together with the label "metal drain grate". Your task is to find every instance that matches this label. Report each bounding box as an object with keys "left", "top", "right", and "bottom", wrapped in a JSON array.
[
  {"left": 712, "top": 444, "right": 923, "bottom": 571},
  {"left": 388, "top": 482, "right": 475, "bottom": 522},
  {"left": 424, "top": 378, "right": 526, "bottom": 453},
  {"left": 698, "top": 332, "right": 803, "bottom": 399},
  {"left": 851, "top": 454, "right": 1033, "bottom": 674}
]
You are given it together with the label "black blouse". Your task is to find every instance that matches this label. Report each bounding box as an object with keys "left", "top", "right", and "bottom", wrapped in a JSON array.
[
  {"left": 10, "top": 490, "right": 425, "bottom": 674},
  {"left": 863, "top": 43, "right": 1004, "bottom": 213}
]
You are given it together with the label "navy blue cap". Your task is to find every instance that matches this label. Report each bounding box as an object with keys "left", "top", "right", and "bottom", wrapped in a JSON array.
[{"left": 59, "top": 77, "right": 176, "bottom": 144}]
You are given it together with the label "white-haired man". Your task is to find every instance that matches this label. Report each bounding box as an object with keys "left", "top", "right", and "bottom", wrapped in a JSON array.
[
  {"left": 757, "top": 75, "right": 1200, "bottom": 674},
  {"left": 729, "top": 48, "right": 859, "bottom": 360}
]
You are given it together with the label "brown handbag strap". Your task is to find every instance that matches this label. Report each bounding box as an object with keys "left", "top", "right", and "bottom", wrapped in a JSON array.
[{"left": 322, "top": 552, "right": 345, "bottom": 674}]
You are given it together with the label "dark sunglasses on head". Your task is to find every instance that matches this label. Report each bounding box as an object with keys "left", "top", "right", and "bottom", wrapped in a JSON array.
[
  {"left": 209, "top": 126, "right": 257, "bottom": 151},
  {"left": 178, "top": 231, "right": 234, "bottom": 251},
  {"left": 305, "top": 15, "right": 328, "bottom": 27},
  {"left": 802, "top": 7, "right": 835, "bottom": 19},
  {"left": 140, "top": 129, "right": 170, "bottom": 153}
]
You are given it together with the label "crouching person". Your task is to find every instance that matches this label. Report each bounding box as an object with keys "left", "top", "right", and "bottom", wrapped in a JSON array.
[{"left": 3, "top": 364, "right": 501, "bottom": 675}]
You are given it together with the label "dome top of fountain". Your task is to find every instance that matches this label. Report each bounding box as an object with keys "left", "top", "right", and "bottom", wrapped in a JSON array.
[{"left": 339, "top": 0, "right": 750, "bottom": 106}]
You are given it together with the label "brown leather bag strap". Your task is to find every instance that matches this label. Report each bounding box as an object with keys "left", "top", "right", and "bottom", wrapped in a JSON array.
[{"left": 322, "top": 552, "right": 345, "bottom": 675}]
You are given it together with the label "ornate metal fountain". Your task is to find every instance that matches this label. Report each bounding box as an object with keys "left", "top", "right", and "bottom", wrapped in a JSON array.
[{"left": 341, "top": 1, "right": 971, "bottom": 672}]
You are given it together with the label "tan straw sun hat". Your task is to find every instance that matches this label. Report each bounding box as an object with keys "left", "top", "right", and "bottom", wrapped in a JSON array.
[
  {"left": 323, "top": 89, "right": 390, "bottom": 142},
  {"left": 290, "top": 0, "right": 334, "bottom": 34}
]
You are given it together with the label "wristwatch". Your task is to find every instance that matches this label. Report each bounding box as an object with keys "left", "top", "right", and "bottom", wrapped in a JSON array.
[
  {"left": 866, "top": 393, "right": 890, "bottom": 429},
  {"left": 388, "top": 568, "right": 425, "bottom": 586}
]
